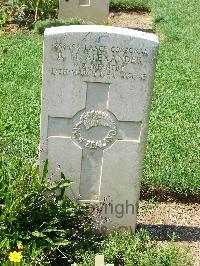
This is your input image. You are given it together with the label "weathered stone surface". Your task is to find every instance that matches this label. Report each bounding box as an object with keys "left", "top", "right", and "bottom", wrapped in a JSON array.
[
  {"left": 58, "top": 0, "right": 110, "bottom": 23},
  {"left": 40, "top": 25, "right": 159, "bottom": 232}
]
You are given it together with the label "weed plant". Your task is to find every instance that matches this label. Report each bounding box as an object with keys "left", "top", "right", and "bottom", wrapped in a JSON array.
[
  {"left": 18, "top": 0, "right": 58, "bottom": 21},
  {"left": 0, "top": 164, "right": 102, "bottom": 265}
]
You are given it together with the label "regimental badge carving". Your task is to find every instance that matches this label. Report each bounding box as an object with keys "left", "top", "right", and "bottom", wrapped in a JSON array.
[{"left": 72, "top": 110, "right": 117, "bottom": 149}]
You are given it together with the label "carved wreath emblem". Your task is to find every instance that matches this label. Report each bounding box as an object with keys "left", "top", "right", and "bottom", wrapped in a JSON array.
[{"left": 72, "top": 110, "right": 117, "bottom": 149}]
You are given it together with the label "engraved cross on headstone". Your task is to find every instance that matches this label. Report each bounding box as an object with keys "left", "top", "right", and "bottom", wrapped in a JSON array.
[{"left": 48, "top": 82, "right": 141, "bottom": 201}]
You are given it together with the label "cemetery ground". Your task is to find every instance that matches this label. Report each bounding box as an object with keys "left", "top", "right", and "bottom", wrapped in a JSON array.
[{"left": 0, "top": 0, "right": 199, "bottom": 265}]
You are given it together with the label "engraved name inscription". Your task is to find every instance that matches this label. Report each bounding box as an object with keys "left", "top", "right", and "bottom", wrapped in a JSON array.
[
  {"left": 72, "top": 110, "right": 117, "bottom": 149},
  {"left": 51, "top": 40, "right": 150, "bottom": 80}
]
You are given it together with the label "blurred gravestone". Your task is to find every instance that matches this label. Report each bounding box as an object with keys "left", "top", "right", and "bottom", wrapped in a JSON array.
[
  {"left": 40, "top": 25, "right": 159, "bottom": 232},
  {"left": 58, "top": 0, "right": 110, "bottom": 23}
]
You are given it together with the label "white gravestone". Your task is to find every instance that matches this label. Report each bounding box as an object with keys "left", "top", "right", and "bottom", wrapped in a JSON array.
[
  {"left": 58, "top": 0, "right": 110, "bottom": 23},
  {"left": 40, "top": 25, "right": 159, "bottom": 232}
]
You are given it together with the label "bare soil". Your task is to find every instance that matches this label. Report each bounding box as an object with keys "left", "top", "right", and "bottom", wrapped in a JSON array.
[
  {"left": 138, "top": 201, "right": 200, "bottom": 265},
  {"left": 0, "top": 24, "right": 31, "bottom": 35},
  {"left": 108, "top": 11, "right": 153, "bottom": 32}
]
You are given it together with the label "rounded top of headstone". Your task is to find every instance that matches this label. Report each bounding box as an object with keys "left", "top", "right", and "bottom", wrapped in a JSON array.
[{"left": 44, "top": 25, "right": 159, "bottom": 44}]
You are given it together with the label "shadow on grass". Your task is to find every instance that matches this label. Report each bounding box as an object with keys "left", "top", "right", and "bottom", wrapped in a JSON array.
[{"left": 137, "top": 223, "right": 200, "bottom": 242}]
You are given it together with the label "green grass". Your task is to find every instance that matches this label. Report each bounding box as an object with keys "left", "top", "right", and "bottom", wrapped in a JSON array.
[
  {"left": 0, "top": 0, "right": 199, "bottom": 200},
  {"left": 0, "top": 34, "right": 42, "bottom": 181},
  {"left": 143, "top": 0, "right": 200, "bottom": 198},
  {"left": 110, "top": 0, "right": 150, "bottom": 11}
]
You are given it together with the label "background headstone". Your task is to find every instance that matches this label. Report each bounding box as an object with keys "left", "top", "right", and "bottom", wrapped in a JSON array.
[
  {"left": 40, "top": 25, "right": 159, "bottom": 232},
  {"left": 95, "top": 255, "right": 104, "bottom": 266},
  {"left": 59, "top": 0, "right": 110, "bottom": 23}
]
